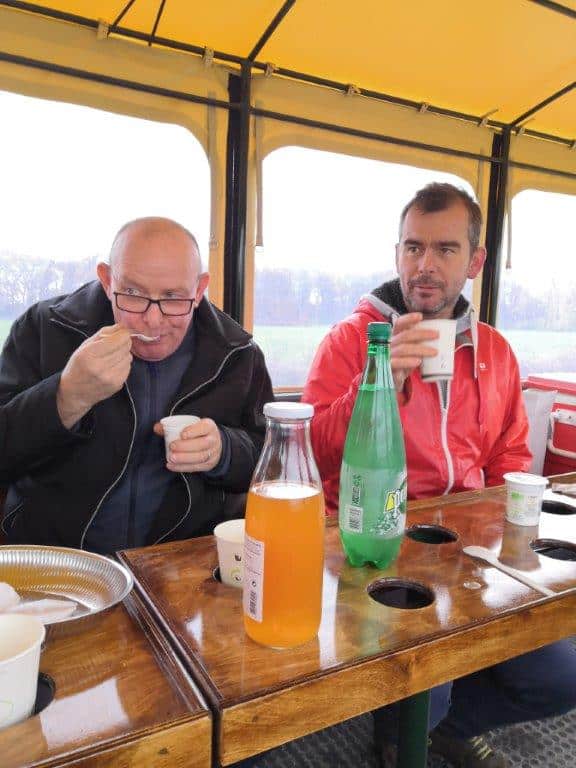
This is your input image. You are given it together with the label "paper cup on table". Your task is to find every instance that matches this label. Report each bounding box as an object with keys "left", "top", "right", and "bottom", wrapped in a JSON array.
[
  {"left": 504, "top": 472, "right": 548, "bottom": 526},
  {"left": 0, "top": 614, "right": 45, "bottom": 730},
  {"left": 419, "top": 319, "right": 457, "bottom": 382},
  {"left": 160, "top": 415, "right": 200, "bottom": 458},
  {"left": 213, "top": 519, "right": 245, "bottom": 588}
]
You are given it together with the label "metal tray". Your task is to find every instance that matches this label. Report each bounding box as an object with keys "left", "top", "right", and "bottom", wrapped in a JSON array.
[{"left": 0, "top": 545, "right": 133, "bottom": 624}]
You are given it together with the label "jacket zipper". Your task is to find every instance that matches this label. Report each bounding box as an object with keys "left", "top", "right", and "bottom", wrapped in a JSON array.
[
  {"left": 49, "top": 318, "right": 139, "bottom": 550},
  {"left": 436, "top": 380, "right": 454, "bottom": 495},
  {"left": 436, "top": 340, "right": 475, "bottom": 495},
  {"left": 153, "top": 341, "right": 253, "bottom": 545},
  {"left": 80, "top": 383, "right": 137, "bottom": 550},
  {"left": 1, "top": 502, "right": 23, "bottom": 536}
]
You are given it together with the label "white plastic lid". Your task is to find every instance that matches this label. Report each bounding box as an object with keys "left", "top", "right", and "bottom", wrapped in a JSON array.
[
  {"left": 503, "top": 472, "right": 548, "bottom": 487},
  {"left": 263, "top": 402, "right": 314, "bottom": 420}
]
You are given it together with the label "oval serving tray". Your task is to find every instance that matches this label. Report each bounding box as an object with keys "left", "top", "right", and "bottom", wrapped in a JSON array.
[{"left": 0, "top": 545, "right": 133, "bottom": 624}]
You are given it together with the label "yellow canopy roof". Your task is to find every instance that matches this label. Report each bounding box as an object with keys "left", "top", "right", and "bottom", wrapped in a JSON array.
[{"left": 7, "top": 0, "right": 576, "bottom": 141}]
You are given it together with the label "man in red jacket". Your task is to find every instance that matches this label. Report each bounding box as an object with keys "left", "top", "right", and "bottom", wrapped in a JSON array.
[{"left": 303, "top": 183, "right": 576, "bottom": 767}]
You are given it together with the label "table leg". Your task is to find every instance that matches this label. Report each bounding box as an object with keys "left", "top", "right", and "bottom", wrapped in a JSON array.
[{"left": 396, "top": 689, "right": 431, "bottom": 768}]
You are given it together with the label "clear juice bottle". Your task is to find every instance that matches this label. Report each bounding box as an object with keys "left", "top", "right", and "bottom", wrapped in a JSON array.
[{"left": 243, "top": 402, "right": 325, "bottom": 649}]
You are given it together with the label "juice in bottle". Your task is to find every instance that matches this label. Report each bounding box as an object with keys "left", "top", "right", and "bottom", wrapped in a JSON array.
[
  {"left": 244, "top": 481, "right": 324, "bottom": 648},
  {"left": 243, "top": 403, "right": 325, "bottom": 649}
]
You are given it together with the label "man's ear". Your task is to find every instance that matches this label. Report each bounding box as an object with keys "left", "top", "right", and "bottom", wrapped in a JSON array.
[
  {"left": 194, "top": 272, "right": 210, "bottom": 304},
  {"left": 96, "top": 262, "right": 112, "bottom": 298},
  {"left": 395, "top": 244, "right": 400, "bottom": 272},
  {"left": 468, "top": 247, "right": 486, "bottom": 280}
]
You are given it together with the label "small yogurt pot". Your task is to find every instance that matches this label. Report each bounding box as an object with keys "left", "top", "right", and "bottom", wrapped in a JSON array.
[
  {"left": 503, "top": 472, "right": 548, "bottom": 526},
  {"left": 0, "top": 614, "right": 45, "bottom": 730},
  {"left": 213, "top": 519, "right": 245, "bottom": 588}
]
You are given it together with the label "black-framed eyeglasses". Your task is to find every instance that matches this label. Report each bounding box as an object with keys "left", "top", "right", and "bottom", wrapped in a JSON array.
[{"left": 113, "top": 292, "right": 195, "bottom": 317}]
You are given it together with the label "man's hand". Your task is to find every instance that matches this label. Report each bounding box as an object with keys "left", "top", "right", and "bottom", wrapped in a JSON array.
[
  {"left": 154, "top": 418, "right": 223, "bottom": 473},
  {"left": 390, "top": 313, "right": 439, "bottom": 392},
  {"left": 57, "top": 324, "right": 133, "bottom": 429}
]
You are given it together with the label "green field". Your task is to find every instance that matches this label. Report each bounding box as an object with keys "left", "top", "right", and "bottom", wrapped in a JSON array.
[
  {"left": 253, "top": 324, "right": 331, "bottom": 387},
  {"left": 253, "top": 325, "right": 576, "bottom": 387}
]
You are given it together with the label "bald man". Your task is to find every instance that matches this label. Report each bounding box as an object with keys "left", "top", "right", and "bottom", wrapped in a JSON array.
[{"left": 0, "top": 217, "right": 273, "bottom": 553}]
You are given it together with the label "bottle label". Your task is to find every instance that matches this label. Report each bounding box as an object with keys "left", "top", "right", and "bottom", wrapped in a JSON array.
[
  {"left": 340, "top": 467, "right": 407, "bottom": 538},
  {"left": 243, "top": 533, "right": 265, "bottom": 622},
  {"left": 344, "top": 503, "right": 364, "bottom": 532}
]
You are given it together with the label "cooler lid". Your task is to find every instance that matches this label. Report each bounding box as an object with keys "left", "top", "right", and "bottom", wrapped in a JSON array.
[{"left": 526, "top": 375, "right": 576, "bottom": 397}]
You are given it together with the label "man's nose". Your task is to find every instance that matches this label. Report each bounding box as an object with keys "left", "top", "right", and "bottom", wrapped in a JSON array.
[
  {"left": 417, "top": 247, "right": 437, "bottom": 272},
  {"left": 143, "top": 302, "right": 163, "bottom": 325}
]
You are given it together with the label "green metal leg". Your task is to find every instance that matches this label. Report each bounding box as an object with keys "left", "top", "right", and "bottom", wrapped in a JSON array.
[{"left": 396, "top": 689, "right": 431, "bottom": 768}]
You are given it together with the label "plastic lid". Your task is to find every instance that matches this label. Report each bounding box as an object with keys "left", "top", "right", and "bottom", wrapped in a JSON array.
[
  {"left": 367, "top": 322, "right": 392, "bottom": 342},
  {"left": 263, "top": 402, "right": 314, "bottom": 420},
  {"left": 503, "top": 472, "right": 548, "bottom": 487}
]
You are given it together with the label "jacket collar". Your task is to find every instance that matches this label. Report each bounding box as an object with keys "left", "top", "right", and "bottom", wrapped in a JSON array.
[
  {"left": 49, "top": 281, "right": 114, "bottom": 336},
  {"left": 359, "top": 277, "right": 479, "bottom": 377}
]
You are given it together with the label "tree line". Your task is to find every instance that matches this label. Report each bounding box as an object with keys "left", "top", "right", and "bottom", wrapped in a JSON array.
[{"left": 0, "top": 252, "right": 574, "bottom": 332}]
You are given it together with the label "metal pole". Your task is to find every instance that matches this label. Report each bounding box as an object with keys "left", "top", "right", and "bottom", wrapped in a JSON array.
[
  {"left": 510, "top": 81, "right": 575, "bottom": 127},
  {"left": 480, "top": 128, "right": 511, "bottom": 326},
  {"left": 0, "top": 50, "right": 237, "bottom": 110},
  {"left": 527, "top": 0, "right": 576, "bottom": 20},
  {"left": 222, "top": 63, "right": 251, "bottom": 322},
  {"left": 396, "top": 689, "right": 431, "bottom": 768},
  {"left": 247, "top": 0, "right": 297, "bottom": 61}
]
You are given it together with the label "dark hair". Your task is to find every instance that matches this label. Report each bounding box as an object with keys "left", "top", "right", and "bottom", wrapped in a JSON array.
[{"left": 398, "top": 182, "right": 482, "bottom": 252}]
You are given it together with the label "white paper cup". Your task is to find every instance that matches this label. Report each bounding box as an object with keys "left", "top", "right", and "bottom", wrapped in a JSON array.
[
  {"left": 504, "top": 472, "right": 548, "bottom": 526},
  {"left": 160, "top": 415, "right": 200, "bottom": 458},
  {"left": 0, "top": 614, "right": 45, "bottom": 730},
  {"left": 419, "top": 319, "right": 457, "bottom": 382},
  {"left": 214, "top": 519, "right": 245, "bottom": 588}
]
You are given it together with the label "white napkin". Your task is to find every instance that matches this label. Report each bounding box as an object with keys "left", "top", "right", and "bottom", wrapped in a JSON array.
[
  {"left": 11, "top": 598, "right": 77, "bottom": 623},
  {"left": 0, "top": 582, "right": 20, "bottom": 611},
  {"left": 0, "top": 581, "right": 77, "bottom": 622}
]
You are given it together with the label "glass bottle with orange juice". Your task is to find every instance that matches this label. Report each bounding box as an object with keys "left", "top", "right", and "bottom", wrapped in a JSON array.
[{"left": 243, "top": 402, "right": 325, "bottom": 649}]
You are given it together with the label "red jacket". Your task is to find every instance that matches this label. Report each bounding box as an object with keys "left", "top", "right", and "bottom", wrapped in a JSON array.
[{"left": 302, "top": 294, "right": 531, "bottom": 514}]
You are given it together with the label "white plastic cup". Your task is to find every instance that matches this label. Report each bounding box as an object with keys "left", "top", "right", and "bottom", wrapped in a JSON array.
[
  {"left": 213, "top": 519, "right": 245, "bottom": 588},
  {"left": 418, "top": 319, "right": 457, "bottom": 382},
  {"left": 0, "top": 614, "right": 45, "bottom": 730},
  {"left": 160, "top": 415, "right": 200, "bottom": 458},
  {"left": 503, "top": 472, "right": 548, "bottom": 526}
]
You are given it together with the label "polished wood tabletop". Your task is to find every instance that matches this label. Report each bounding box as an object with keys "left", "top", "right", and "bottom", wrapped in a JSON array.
[
  {"left": 120, "top": 478, "right": 576, "bottom": 765},
  {"left": 0, "top": 592, "right": 212, "bottom": 768}
]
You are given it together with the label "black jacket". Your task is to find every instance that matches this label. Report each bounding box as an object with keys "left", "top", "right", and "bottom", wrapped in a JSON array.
[{"left": 0, "top": 281, "right": 273, "bottom": 548}]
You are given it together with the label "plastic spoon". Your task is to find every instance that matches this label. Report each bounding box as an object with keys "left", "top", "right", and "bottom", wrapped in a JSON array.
[
  {"left": 130, "top": 333, "right": 160, "bottom": 342},
  {"left": 463, "top": 545, "right": 555, "bottom": 596}
]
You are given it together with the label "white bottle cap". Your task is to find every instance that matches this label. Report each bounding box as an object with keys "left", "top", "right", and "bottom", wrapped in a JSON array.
[{"left": 263, "top": 402, "right": 314, "bottom": 420}]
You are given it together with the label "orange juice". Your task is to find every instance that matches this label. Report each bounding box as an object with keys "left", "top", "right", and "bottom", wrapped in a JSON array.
[{"left": 243, "top": 481, "right": 325, "bottom": 648}]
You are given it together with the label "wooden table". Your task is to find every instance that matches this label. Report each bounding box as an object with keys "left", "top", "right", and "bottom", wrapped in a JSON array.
[
  {"left": 0, "top": 593, "right": 212, "bottom": 768},
  {"left": 120, "top": 482, "right": 576, "bottom": 767}
]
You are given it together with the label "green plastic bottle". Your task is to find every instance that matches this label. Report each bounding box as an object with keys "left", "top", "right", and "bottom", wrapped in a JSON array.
[{"left": 339, "top": 322, "right": 407, "bottom": 568}]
